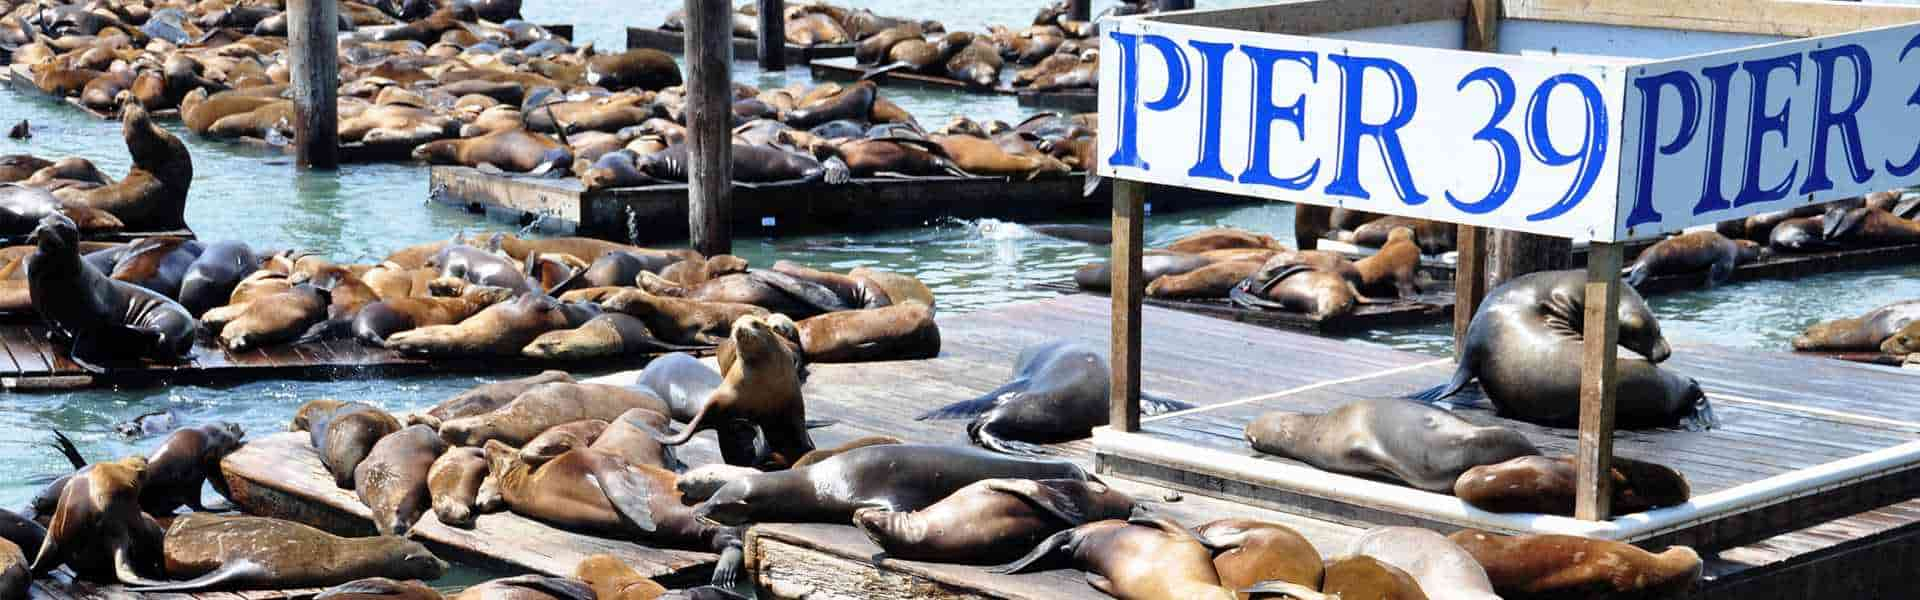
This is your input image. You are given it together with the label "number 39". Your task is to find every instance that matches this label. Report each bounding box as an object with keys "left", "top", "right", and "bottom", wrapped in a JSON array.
[{"left": 1447, "top": 68, "right": 1609, "bottom": 221}]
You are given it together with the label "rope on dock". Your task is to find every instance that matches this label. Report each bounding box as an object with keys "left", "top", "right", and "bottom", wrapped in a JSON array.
[{"left": 1144, "top": 358, "right": 1454, "bottom": 423}]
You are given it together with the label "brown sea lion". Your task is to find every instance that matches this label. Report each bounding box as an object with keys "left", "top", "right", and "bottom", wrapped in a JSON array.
[
  {"left": 586, "top": 49, "right": 682, "bottom": 91},
  {"left": 140, "top": 423, "right": 246, "bottom": 515},
  {"left": 849, "top": 267, "right": 935, "bottom": 307},
  {"left": 519, "top": 420, "right": 610, "bottom": 466},
  {"left": 1881, "top": 320, "right": 1920, "bottom": 355},
  {"left": 655, "top": 315, "right": 814, "bottom": 468},
  {"left": 1454, "top": 455, "right": 1691, "bottom": 516},
  {"left": 1623, "top": 230, "right": 1763, "bottom": 287},
  {"left": 1826, "top": 206, "right": 1920, "bottom": 247},
  {"left": 784, "top": 81, "right": 877, "bottom": 129},
  {"left": 312, "top": 577, "right": 442, "bottom": 600},
  {"left": 522, "top": 313, "right": 702, "bottom": 360},
  {"left": 355, "top": 425, "right": 449, "bottom": 537},
  {"left": 637, "top": 270, "right": 849, "bottom": 319},
  {"left": 413, "top": 127, "right": 568, "bottom": 174},
  {"left": 1230, "top": 265, "right": 1370, "bottom": 319},
  {"left": 1354, "top": 227, "right": 1423, "bottom": 298},
  {"left": 931, "top": 134, "right": 1070, "bottom": 179},
  {"left": 659, "top": 254, "right": 750, "bottom": 287},
  {"left": 1193, "top": 519, "right": 1323, "bottom": 598},
  {"left": 28, "top": 456, "right": 165, "bottom": 584},
  {"left": 769, "top": 260, "right": 889, "bottom": 308},
  {"left": 1445, "top": 530, "right": 1701, "bottom": 600},
  {"left": 216, "top": 284, "right": 327, "bottom": 351},
  {"left": 1245, "top": 398, "right": 1539, "bottom": 492},
  {"left": 1165, "top": 228, "right": 1284, "bottom": 253},
  {"left": 792, "top": 302, "right": 940, "bottom": 363},
  {"left": 0, "top": 537, "right": 23, "bottom": 600},
  {"left": 438, "top": 382, "right": 671, "bottom": 447},
  {"left": 1250, "top": 555, "right": 1430, "bottom": 600},
  {"left": 128, "top": 514, "right": 447, "bottom": 592},
  {"left": 427, "top": 447, "right": 494, "bottom": 528},
  {"left": 790, "top": 435, "right": 904, "bottom": 469},
  {"left": 598, "top": 289, "right": 770, "bottom": 346},
  {"left": 995, "top": 517, "right": 1237, "bottom": 599},
  {"left": 301, "top": 401, "right": 404, "bottom": 489},
  {"left": 1347, "top": 216, "right": 1455, "bottom": 254},
  {"left": 1073, "top": 252, "right": 1214, "bottom": 291},
  {"left": 854, "top": 478, "right": 1135, "bottom": 564},
  {"left": 447, "top": 575, "right": 595, "bottom": 600},
  {"left": 353, "top": 284, "right": 517, "bottom": 345},
  {"left": 575, "top": 554, "right": 668, "bottom": 600},
  {"left": 589, "top": 408, "right": 682, "bottom": 472},
  {"left": 385, "top": 293, "right": 599, "bottom": 357},
  {"left": 1344, "top": 527, "right": 1500, "bottom": 600},
  {"left": 409, "top": 370, "right": 574, "bottom": 429},
  {"left": 1145, "top": 260, "right": 1264, "bottom": 299}
]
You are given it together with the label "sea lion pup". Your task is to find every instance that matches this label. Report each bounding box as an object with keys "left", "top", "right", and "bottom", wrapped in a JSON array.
[
  {"left": 995, "top": 518, "right": 1239, "bottom": 600},
  {"left": 697, "top": 444, "right": 1091, "bottom": 525},
  {"left": 519, "top": 419, "right": 610, "bottom": 466},
  {"left": 922, "top": 339, "right": 1191, "bottom": 454},
  {"left": 1454, "top": 454, "right": 1690, "bottom": 516},
  {"left": 447, "top": 575, "right": 595, "bottom": 600},
  {"left": 1193, "top": 519, "right": 1324, "bottom": 597},
  {"left": 1344, "top": 527, "right": 1500, "bottom": 600},
  {"left": 438, "top": 382, "right": 671, "bottom": 447},
  {"left": 853, "top": 478, "right": 1136, "bottom": 564},
  {"left": 575, "top": 554, "right": 668, "bottom": 600},
  {"left": 484, "top": 442, "right": 746, "bottom": 588},
  {"left": 65, "top": 99, "right": 192, "bottom": 230},
  {"left": 127, "top": 514, "right": 447, "bottom": 592},
  {"left": 789, "top": 301, "right": 939, "bottom": 363},
  {"left": 29, "top": 455, "right": 166, "bottom": 585},
  {"left": 1622, "top": 230, "right": 1763, "bottom": 287},
  {"left": 1791, "top": 299, "right": 1920, "bottom": 351},
  {"left": 409, "top": 370, "right": 575, "bottom": 429},
  {"left": 354, "top": 283, "right": 517, "bottom": 345},
  {"left": 355, "top": 424, "right": 448, "bottom": 537},
  {"left": 299, "top": 401, "right": 404, "bottom": 489},
  {"left": 523, "top": 313, "right": 704, "bottom": 360},
  {"left": 385, "top": 293, "right": 600, "bottom": 357},
  {"left": 1245, "top": 398, "right": 1538, "bottom": 493},
  {"left": 428, "top": 447, "right": 493, "bottom": 528},
  {"left": 1412, "top": 270, "right": 1714, "bottom": 430},
  {"left": 140, "top": 422, "right": 246, "bottom": 515},
  {"left": 1446, "top": 530, "right": 1701, "bottom": 600},
  {"left": 0, "top": 537, "right": 23, "bottom": 600},
  {"left": 1248, "top": 555, "right": 1431, "bottom": 600},
  {"left": 27, "top": 214, "right": 195, "bottom": 370},
  {"left": 313, "top": 577, "right": 442, "bottom": 600},
  {"left": 655, "top": 315, "right": 815, "bottom": 467}
]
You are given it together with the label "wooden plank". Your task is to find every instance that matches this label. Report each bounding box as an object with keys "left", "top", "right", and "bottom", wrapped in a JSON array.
[
  {"left": 1111, "top": 180, "right": 1145, "bottom": 432},
  {"left": 1466, "top": 0, "right": 1501, "bottom": 50},
  {"left": 1581, "top": 244, "right": 1631, "bottom": 523},
  {"left": 1503, "top": 0, "right": 1920, "bottom": 38},
  {"left": 1148, "top": 0, "right": 1470, "bottom": 36},
  {"left": 1014, "top": 89, "right": 1096, "bottom": 113}
]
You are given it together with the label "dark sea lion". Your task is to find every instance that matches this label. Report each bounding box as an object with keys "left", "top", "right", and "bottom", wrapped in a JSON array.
[
  {"left": 655, "top": 315, "right": 815, "bottom": 468},
  {"left": 522, "top": 313, "right": 702, "bottom": 360},
  {"left": 70, "top": 100, "right": 192, "bottom": 230},
  {"left": 1623, "top": 230, "right": 1763, "bottom": 287},
  {"left": 305, "top": 402, "right": 404, "bottom": 489},
  {"left": 769, "top": 260, "right": 891, "bottom": 309},
  {"left": 0, "top": 538, "right": 23, "bottom": 600},
  {"left": 1072, "top": 252, "right": 1213, "bottom": 291},
  {"left": 1768, "top": 214, "right": 1827, "bottom": 252},
  {"left": 141, "top": 423, "right": 246, "bottom": 515},
  {"left": 29, "top": 456, "right": 165, "bottom": 584},
  {"left": 584, "top": 49, "right": 680, "bottom": 91},
  {"left": 639, "top": 270, "right": 849, "bottom": 319},
  {"left": 108, "top": 237, "right": 202, "bottom": 299},
  {"left": 1146, "top": 260, "right": 1264, "bottom": 299},
  {"left": 635, "top": 142, "right": 845, "bottom": 184},
  {"left": 626, "top": 352, "right": 722, "bottom": 422},
  {"left": 995, "top": 517, "right": 1237, "bottom": 599},
  {"left": 385, "top": 293, "right": 599, "bottom": 357},
  {"left": 484, "top": 443, "right": 745, "bottom": 587},
  {"left": 575, "top": 554, "right": 668, "bottom": 600},
  {"left": 438, "top": 382, "right": 670, "bottom": 447},
  {"left": 598, "top": 289, "right": 770, "bottom": 346},
  {"left": 789, "top": 435, "right": 903, "bottom": 469},
  {"left": 128, "top": 514, "right": 447, "bottom": 592},
  {"left": 1446, "top": 530, "right": 1701, "bottom": 600},
  {"left": 178, "top": 241, "right": 259, "bottom": 316},
  {"left": 785, "top": 81, "right": 878, "bottom": 129},
  {"left": 1018, "top": 223, "right": 1111, "bottom": 244},
  {"left": 409, "top": 370, "right": 574, "bottom": 429},
  {"left": 792, "top": 302, "right": 939, "bottom": 363},
  {"left": 698, "top": 443, "right": 1090, "bottom": 526},
  {"left": 0, "top": 183, "right": 123, "bottom": 236},
  {"left": 1250, "top": 555, "right": 1429, "bottom": 600},
  {"left": 1194, "top": 519, "right": 1324, "bottom": 598},
  {"left": 427, "top": 446, "right": 493, "bottom": 528},
  {"left": 590, "top": 408, "right": 682, "bottom": 472},
  {"left": 1246, "top": 398, "right": 1538, "bottom": 492},
  {"left": 1455, "top": 454, "right": 1690, "bottom": 516},
  {"left": 1719, "top": 204, "right": 1826, "bottom": 242},
  {"left": 0, "top": 511, "right": 44, "bottom": 562},
  {"left": 448, "top": 575, "right": 594, "bottom": 600},
  {"left": 355, "top": 425, "right": 449, "bottom": 537},
  {"left": 313, "top": 577, "right": 442, "bottom": 600},
  {"left": 854, "top": 478, "right": 1134, "bottom": 564},
  {"left": 581, "top": 250, "right": 684, "bottom": 288},
  {"left": 1412, "top": 270, "right": 1713, "bottom": 430},
  {"left": 920, "top": 339, "right": 1191, "bottom": 454},
  {"left": 27, "top": 214, "right": 195, "bottom": 371},
  {"left": 1345, "top": 527, "right": 1500, "bottom": 600},
  {"left": 518, "top": 420, "right": 610, "bottom": 466},
  {"left": 1824, "top": 206, "right": 1920, "bottom": 247}
]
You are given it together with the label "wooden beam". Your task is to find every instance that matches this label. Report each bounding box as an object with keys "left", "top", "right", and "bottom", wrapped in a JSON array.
[
  {"left": 1487, "top": 230, "right": 1572, "bottom": 287},
  {"left": 1503, "top": 0, "right": 1920, "bottom": 38},
  {"left": 685, "top": 0, "right": 733, "bottom": 256},
  {"left": 1156, "top": 0, "right": 1195, "bottom": 10},
  {"left": 1466, "top": 0, "right": 1500, "bottom": 51},
  {"left": 1110, "top": 180, "right": 1146, "bottom": 433},
  {"left": 756, "top": 0, "right": 785, "bottom": 70},
  {"left": 1070, "top": 0, "right": 1091, "bottom": 22},
  {"left": 1575, "top": 241, "right": 1625, "bottom": 522},
  {"left": 1148, "top": 0, "right": 1469, "bottom": 36},
  {"left": 287, "top": 0, "right": 338, "bottom": 169},
  {"left": 1453, "top": 225, "right": 1488, "bottom": 357}
]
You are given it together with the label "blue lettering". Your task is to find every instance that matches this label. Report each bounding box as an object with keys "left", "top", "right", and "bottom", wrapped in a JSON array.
[
  {"left": 1886, "top": 33, "right": 1920, "bottom": 177},
  {"left": 1524, "top": 74, "right": 1610, "bottom": 221},
  {"left": 1105, "top": 33, "right": 1190, "bottom": 171},
  {"left": 1693, "top": 63, "right": 1738, "bottom": 215},
  {"left": 1733, "top": 53, "right": 1802, "bottom": 207},
  {"left": 1325, "top": 55, "right": 1426, "bottom": 205},
  {"left": 1801, "top": 44, "right": 1874, "bottom": 194},
  {"left": 1186, "top": 40, "right": 1235, "bottom": 181},
  {"left": 1445, "top": 67, "right": 1520, "bottom": 214},
  {"left": 1238, "top": 46, "right": 1320, "bottom": 190},
  {"left": 1626, "top": 71, "right": 1702, "bottom": 229}
]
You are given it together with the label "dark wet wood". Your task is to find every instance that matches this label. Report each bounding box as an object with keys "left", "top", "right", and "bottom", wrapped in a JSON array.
[
  {"left": 1576, "top": 242, "right": 1624, "bottom": 521},
  {"left": 1110, "top": 180, "right": 1144, "bottom": 432},
  {"left": 1014, "top": 88, "right": 1096, "bottom": 112},
  {"left": 810, "top": 57, "right": 1016, "bottom": 94},
  {"left": 756, "top": 0, "right": 785, "bottom": 70},
  {"left": 685, "top": 0, "right": 734, "bottom": 257},
  {"left": 625, "top": 28, "right": 855, "bottom": 62},
  {"left": 288, "top": 0, "right": 339, "bottom": 168}
]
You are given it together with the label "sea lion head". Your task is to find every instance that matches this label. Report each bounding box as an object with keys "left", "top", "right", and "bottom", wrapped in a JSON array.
[
  {"left": 28, "top": 212, "right": 80, "bottom": 254},
  {"left": 1242, "top": 411, "right": 1309, "bottom": 454},
  {"left": 695, "top": 474, "right": 762, "bottom": 526},
  {"left": 1881, "top": 322, "right": 1920, "bottom": 355},
  {"left": 1613, "top": 287, "right": 1670, "bottom": 363},
  {"left": 1733, "top": 239, "right": 1765, "bottom": 263},
  {"left": 371, "top": 536, "right": 449, "bottom": 579}
]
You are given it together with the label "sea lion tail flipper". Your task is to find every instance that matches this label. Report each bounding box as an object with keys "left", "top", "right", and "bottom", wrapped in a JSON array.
[
  {"left": 990, "top": 527, "right": 1075, "bottom": 574},
  {"left": 1139, "top": 392, "right": 1194, "bottom": 416},
  {"left": 860, "top": 62, "right": 914, "bottom": 81},
  {"left": 587, "top": 470, "right": 657, "bottom": 533},
  {"left": 111, "top": 543, "right": 170, "bottom": 587},
  {"left": 1681, "top": 395, "right": 1719, "bottom": 432},
  {"left": 1893, "top": 195, "right": 1920, "bottom": 220},
  {"left": 1227, "top": 279, "right": 1289, "bottom": 311},
  {"left": 822, "top": 156, "right": 851, "bottom": 185},
  {"left": 48, "top": 430, "right": 86, "bottom": 468},
  {"left": 1823, "top": 206, "right": 1865, "bottom": 240},
  {"left": 126, "top": 560, "right": 262, "bottom": 592},
  {"left": 1082, "top": 173, "right": 1103, "bottom": 198},
  {"left": 968, "top": 419, "right": 1053, "bottom": 457},
  {"left": 986, "top": 479, "right": 1091, "bottom": 525},
  {"left": 294, "top": 317, "right": 353, "bottom": 345},
  {"left": 1622, "top": 261, "right": 1649, "bottom": 288},
  {"left": 1407, "top": 365, "right": 1474, "bottom": 404},
  {"left": 804, "top": 418, "right": 838, "bottom": 429},
  {"left": 916, "top": 380, "right": 1024, "bottom": 420},
  {"left": 1242, "top": 581, "right": 1334, "bottom": 600}
]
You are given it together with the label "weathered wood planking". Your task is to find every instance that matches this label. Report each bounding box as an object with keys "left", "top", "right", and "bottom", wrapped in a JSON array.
[
  {"left": 625, "top": 27, "right": 854, "bottom": 62},
  {"left": 1628, "top": 242, "right": 1920, "bottom": 296},
  {"left": 1032, "top": 281, "right": 1454, "bottom": 334},
  {"left": 809, "top": 57, "right": 1015, "bottom": 94}
]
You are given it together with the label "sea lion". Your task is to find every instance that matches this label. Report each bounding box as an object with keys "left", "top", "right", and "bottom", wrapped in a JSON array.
[
  {"left": 105, "top": 237, "right": 203, "bottom": 300},
  {"left": 312, "top": 577, "right": 442, "bottom": 600},
  {"left": 854, "top": 478, "right": 1135, "bottom": 564},
  {"left": 1165, "top": 228, "right": 1285, "bottom": 253},
  {"left": 638, "top": 270, "right": 849, "bottom": 319},
  {"left": 575, "top": 554, "right": 668, "bottom": 600},
  {"left": 1194, "top": 519, "right": 1324, "bottom": 598},
  {"left": 427, "top": 447, "right": 493, "bottom": 528},
  {"left": 655, "top": 315, "right": 815, "bottom": 468},
  {"left": 438, "top": 382, "right": 671, "bottom": 447},
  {"left": 790, "top": 302, "right": 939, "bottom": 362},
  {"left": 1791, "top": 300, "right": 1920, "bottom": 351},
  {"left": 29, "top": 455, "right": 165, "bottom": 584},
  {"left": 580, "top": 250, "right": 684, "bottom": 288},
  {"left": 301, "top": 401, "right": 404, "bottom": 489},
  {"left": 768, "top": 261, "right": 890, "bottom": 309},
  {"left": 635, "top": 142, "right": 847, "bottom": 184},
  {"left": 590, "top": 408, "right": 683, "bottom": 472},
  {"left": 1623, "top": 230, "right": 1763, "bottom": 287},
  {"left": 178, "top": 241, "right": 259, "bottom": 316},
  {"left": 355, "top": 425, "right": 449, "bottom": 537},
  {"left": 1412, "top": 270, "right": 1714, "bottom": 430},
  {"left": 353, "top": 284, "right": 517, "bottom": 345},
  {"left": 385, "top": 293, "right": 600, "bottom": 357},
  {"left": 409, "top": 370, "right": 574, "bottom": 429},
  {"left": 585, "top": 49, "right": 681, "bottom": 91},
  {"left": 659, "top": 255, "right": 750, "bottom": 287},
  {"left": 519, "top": 420, "right": 610, "bottom": 466},
  {"left": 1348, "top": 216, "right": 1456, "bottom": 254},
  {"left": 1454, "top": 454, "right": 1691, "bottom": 516},
  {"left": 26, "top": 214, "right": 195, "bottom": 371},
  {"left": 1354, "top": 227, "right": 1423, "bottom": 298},
  {"left": 597, "top": 289, "right": 770, "bottom": 346},
  {"left": 1769, "top": 214, "right": 1828, "bottom": 251},
  {"left": 0, "top": 183, "right": 122, "bottom": 236},
  {"left": 1881, "top": 320, "right": 1920, "bottom": 355},
  {"left": 1145, "top": 260, "right": 1265, "bottom": 299},
  {"left": 522, "top": 313, "right": 702, "bottom": 360},
  {"left": 920, "top": 339, "right": 1191, "bottom": 454},
  {"left": 0, "top": 511, "right": 44, "bottom": 562},
  {"left": 1446, "top": 530, "right": 1701, "bottom": 600},
  {"left": 484, "top": 442, "right": 745, "bottom": 588},
  {"left": 68, "top": 100, "right": 193, "bottom": 230},
  {"left": 0, "top": 538, "right": 23, "bottom": 600},
  {"left": 140, "top": 423, "right": 246, "bottom": 515},
  {"left": 413, "top": 127, "right": 569, "bottom": 174},
  {"left": 931, "top": 133, "right": 1070, "bottom": 178},
  {"left": 1229, "top": 264, "right": 1373, "bottom": 319},
  {"left": 624, "top": 352, "right": 723, "bottom": 422},
  {"left": 127, "top": 514, "right": 447, "bottom": 592},
  {"left": 1344, "top": 527, "right": 1500, "bottom": 600},
  {"left": 849, "top": 267, "right": 935, "bottom": 307},
  {"left": 1245, "top": 398, "right": 1538, "bottom": 492},
  {"left": 216, "top": 284, "right": 328, "bottom": 351},
  {"left": 1825, "top": 206, "right": 1920, "bottom": 247},
  {"left": 448, "top": 575, "right": 595, "bottom": 600},
  {"left": 1249, "top": 555, "right": 1430, "bottom": 600},
  {"left": 784, "top": 81, "right": 877, "bottom": 129},
  {"left": 698, "top": 443, "right": 1091, "bottom": 525},
  {"left": 789, "top": 435, "right": 904, "bottom": 469},
  {"left": 1073, "top": 252, "right": 1213, "bottom": 291},
  {"left": 995, "top": 518, "right": 1237, "bottom": 600}
]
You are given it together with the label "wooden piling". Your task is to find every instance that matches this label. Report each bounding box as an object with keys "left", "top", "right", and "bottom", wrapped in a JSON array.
[
  {"left": 685, "top": 0, "right": 734, "bottom": 256},
  {"left": 1575, "top": 242, "right": 1624, "bottom": 521},
  {"left": 757, "top": 0, "right": 785, "bottom": 70},
  {"left": 1070, "top": 0, "right": 1091, "bottom": 21},
  {"left": 1110, "top": 180, "right": 1146, "bottom": 433},
  {"left": 1453, "top": 226, "right": 1488, "bottom": 355},
  {"left": 287, "top": 0, "right": 339, "bottom": 168},
  {"left": 1487, "top": 231, "right": 1572, "bottom": 286},
  {"left": 1156, "top": 0, "right": 1195, "bottom": 11}
]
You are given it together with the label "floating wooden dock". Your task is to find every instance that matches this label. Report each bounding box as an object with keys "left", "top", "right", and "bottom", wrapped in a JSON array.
[
  {"left": 809, "top": 57, "right": 1014, "bottom": 94},
  {"left": 1032, "top": 280, "right": 1454, "bottom": 334},
  {"left": 428, "top": 166, "right": 1250, "bottom": 242},
  {"left": 1631, "top": 241, "right": 1920, "bottom": 295},
  {"left": 1016, "top": 88, "right": 1096, "bottom": 112},
  {"left": 626, "top": 27, "right": 855, "bottom": 62}
]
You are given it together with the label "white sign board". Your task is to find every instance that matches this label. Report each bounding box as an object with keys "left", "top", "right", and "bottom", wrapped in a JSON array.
[{"left": 1098, "top": 19, "right": 1920, "bottom": 242}]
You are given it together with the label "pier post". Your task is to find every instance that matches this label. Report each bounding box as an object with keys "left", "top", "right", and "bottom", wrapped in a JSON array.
[
  {"left": 287, "top": 0, "right": 338, "bottom": 169},
  {"left": 757, "top": 0, "right": 785, "bottom": 70},
  {"left": 1110, "top": 180, "right": 1146, "bottom": 432},
  {"left": 1575, "top": 242, "right": 1624, "bottom": 521},
  {"left": 1069, "top": 0, "right": 1091, "bottom": 22},
  {"left": 1488, "top": 232, "right": 1571, "bottom": 286},
  {"left": 1453, "top": 227, "right": 1487, "bottom": 356},
  {"left": 1155, "top": 0, "right": 1195, "bottom": 11},
  {"left": 685, "top": 0, "right": 734, "bottom": 256}
]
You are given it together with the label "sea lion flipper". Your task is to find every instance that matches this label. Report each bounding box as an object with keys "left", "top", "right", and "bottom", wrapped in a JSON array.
[
  {"left": 111, "top": 542, "right": 169, "bottom": 587},
  {"left": 1407, "top": 362, "right": 1475, "bottom": 405},
  {"left": 316, "top": 578, "right": 424, "bottom": 599},
  {"left": 126, "top": 559, "right": 265, "bottom": 592},
  {"left": 1893, "top": 195, "right": 1920, "bottom": 220},
  {"left": 989, "top": 527, "right": 1075, "bottom": 574},
  {"left": 492, "top": 575, "right": 596, "bottom": 600},
  {"left": 1082, "top": 173, "right": 1103, "bottom": 198},
  {"left": 748, "top": 270, "right": 849, "bottom": 314},
  {"left": 1139, "top": 392, "right": 1194, "bottom": 416},
  {"left": 1242, "top": 581, "right": 1334, "bottom": 600},
  {"left": 48, "top": 430, "right": 86, "bottom": 468},
  {"left": 985, "top": 479, "right": 1090, "bottom": 525},
  {"left": 916, "top": 379, "right": 1024, "bottom": 420},
  {"left": 969, "top": 421, "right": 1053, "bottom": 457},
  {"left": 588, "top": 469, "right": 657, "bottom": 533}
]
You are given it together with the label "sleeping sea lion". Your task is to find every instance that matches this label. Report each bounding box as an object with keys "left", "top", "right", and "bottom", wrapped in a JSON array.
[
  {"left": 589, "top": 408, "right": 683, "bottom": 472},
  {"left": 355, "top": 425, "right": 449, "bottom": 537},
  {"left": 427, "top": 447, "right": 493, "bottom": 528},
  {"left": 299, "top": 401, "right": 404, "bottom": 489},
  {"left": 995, "top": 518, "right": 1237, "bottom": 599},
  {"left": 1344, "top": 527, "right": 1500, "bottom": 600},
  {"left": 1194, "top": 519, "right": 1324, "bottom": 598},
  {"left": 413, "top": 127, "right": 569, "bottom": 174},
  {"left": 1246, "top": 398, "right": 1538, "bottom": 492},
  {"left": 791, "top": 302, "right": 940, "bottom": 363},
  {"left": 575, "top": 554, "right": 668, "bottom": 600},
  {"left": 385, "top": 293, "right": 600, "bottom": 357},
  {"left": 408, "top": 370, "right": 574, "bottom": 429},
  {"left": 1622, "top": 230, "right": 1763, "bottom": 287},
  {"left": 920, "top": 339, "right": 1191, "bottom": 455},
  {"left": 854, "top": 478, "right": 1135, "bottom": 564},
  {"left": 518, "top": 420, "right": 610, "bottom": 467},
  {"left": 1791, "top": 300, "right": 1920, "bottom": 352},
  {"left": 127, "top": 514, "right": 447, "bottom": 592},
  {"left": 1445, "top": 530, "right": 1700, "bottom": 600},
  {"left": 522, "top": 313, "right": 704, "bottom": 360},
  {"left": 449, "top": 575, "right": 594, "bottom": 600},
  {"left": 1248, "top": 555, "right": 1430, "bottom": 600},
  {"left": 437, "top": 382, "right": 671, "bottom": 447},
  {"left": 1453, "top": 454, "right": 1690, "bottom": 516},
  {"left": 698, "top": 444, "right": 1091, "bottom": 526},
  {"left": 598, "top": 289, "right": 770, "bottom": 346}
]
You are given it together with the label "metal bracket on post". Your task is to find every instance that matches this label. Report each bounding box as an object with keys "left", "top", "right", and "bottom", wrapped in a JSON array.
[
  {"left": 1576, "top": 241, "right": 1624, "bottom": 521},
  {"left": 1110, "top": 180, "right": 1145, "bottom": 433}
]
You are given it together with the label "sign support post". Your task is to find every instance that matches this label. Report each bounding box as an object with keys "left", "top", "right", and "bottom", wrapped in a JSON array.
[
  {"left": 1576, "top": 242, "right": 1624, "bottom": 521},
  {"left": 1110, "top": 180, "right": 1146, "bottom": 433}
]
